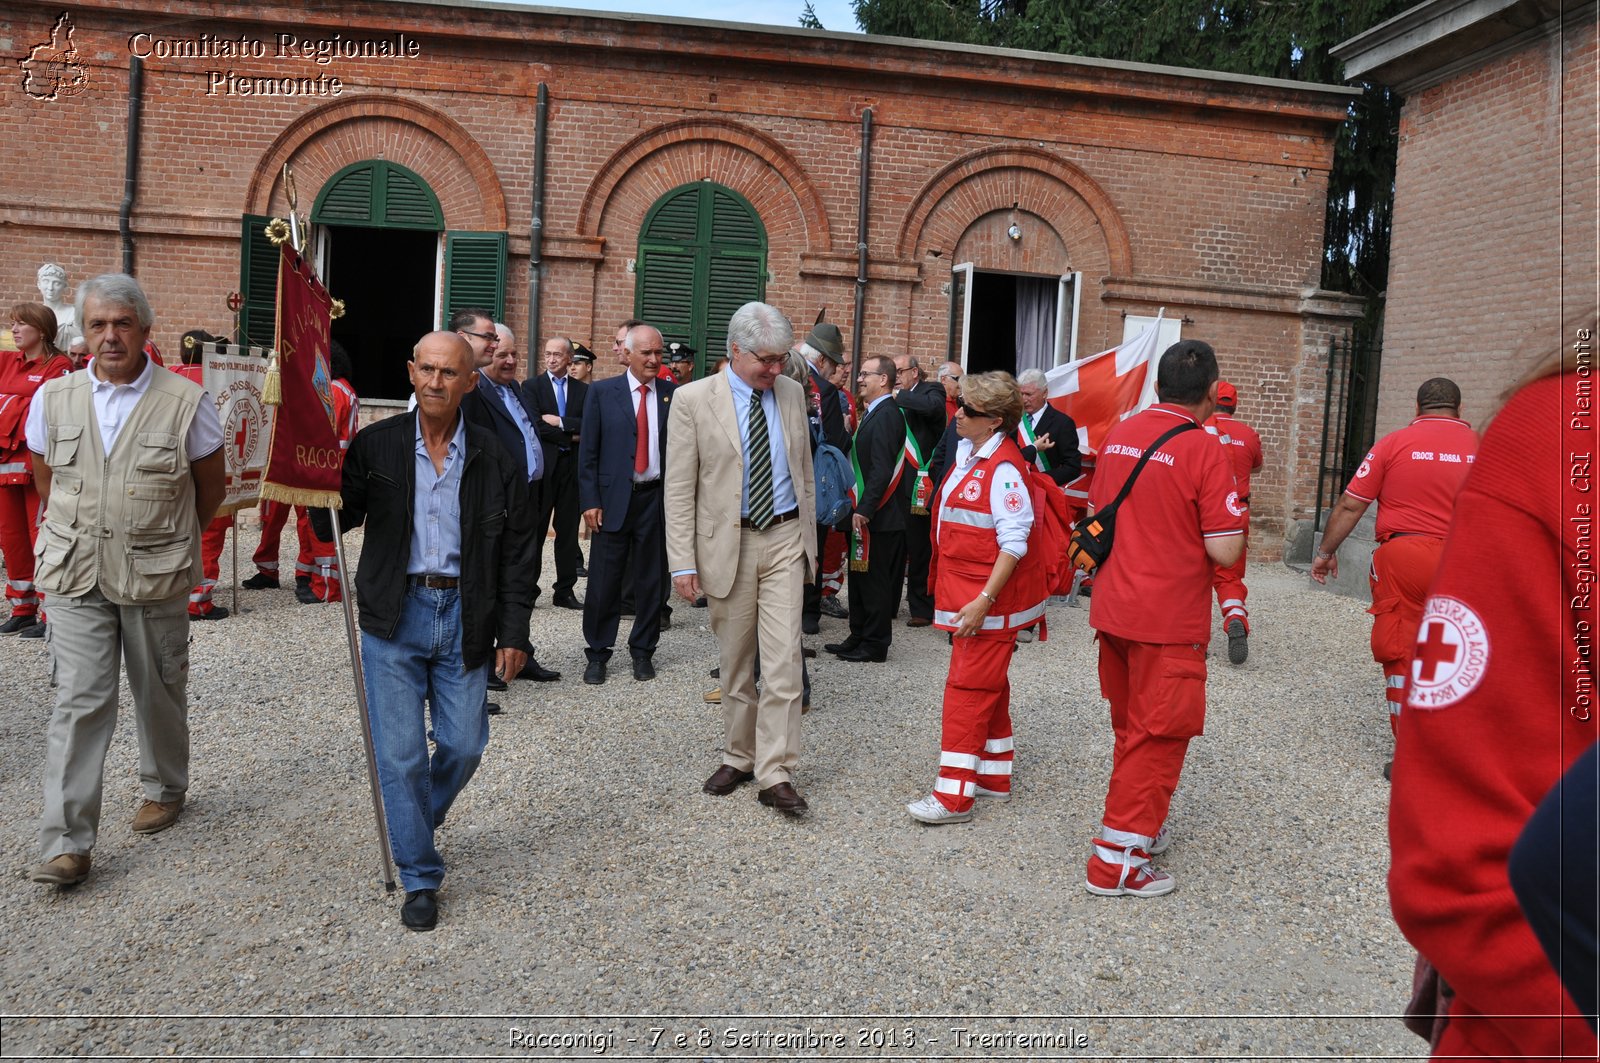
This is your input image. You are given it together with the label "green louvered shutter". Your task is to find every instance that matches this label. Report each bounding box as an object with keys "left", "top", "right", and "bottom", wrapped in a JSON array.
[
  {"left": 315, "top": 164, "right": 375, "bottom": 224},
  {"left": 237, "top": 213, "right": 279, "bottom": 349},
  {"left": 443, "top": 231, "right": 507, "bottom": 324},
  {"left": 383, "top": 166, "right": 443, "bottom": 228},
  {"left": 634, "top": 182, "right": 765, "bottom": 376},
  {"left": 313, "top": 161, "right": 443, "bottom": 231}
]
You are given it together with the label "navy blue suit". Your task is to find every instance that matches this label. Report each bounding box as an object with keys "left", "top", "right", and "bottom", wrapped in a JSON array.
[
  {"left": 523, "top": 371, "right": 587, "bottom": 599},
  {"left": 577, "top": 372, "right": 675, "bottom": 664}
]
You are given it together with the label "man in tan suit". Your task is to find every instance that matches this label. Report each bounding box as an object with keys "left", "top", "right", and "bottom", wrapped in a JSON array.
[{"left": 666, "top": 302, "right": 817, "bottom": 816}]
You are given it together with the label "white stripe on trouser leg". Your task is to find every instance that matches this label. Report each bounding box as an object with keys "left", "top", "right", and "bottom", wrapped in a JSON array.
[
  {"left": 1386, "top": 675, "right": 1405, "bottom": 688},
  {"left": 1389, "top": 700, "right": 1403, "bottom": 717},
  {"left": 257, "top": 561, "right": 279, "bottom": 573},
  {"left": 939, "top": 751, "right": 981, "bottom": 771},
  {"left": 934, "top": 777, "right": 975, "bottom": 797},
  {"left": 1221, "top": 598, "right": 1245, "bottom": 610},
  {"left": 977, "top": 759, "right": 1013, "bottom": 776},
  {"left": 294, "top": 561, "right": 314, "bottom": 576},
  {"left": 1099, "top": 824, "right": 1153, "bottom": 851},
  {"left": 983, "top": 736, "right": 1014, "bottom": 754}
]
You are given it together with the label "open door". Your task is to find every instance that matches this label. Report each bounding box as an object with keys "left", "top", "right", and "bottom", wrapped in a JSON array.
[
  {"left": 945, "top": 263, "right": 974, "bottom": 368},
  {"left": 1054, "top": 271, "right": 1082, "bottom": 363}
]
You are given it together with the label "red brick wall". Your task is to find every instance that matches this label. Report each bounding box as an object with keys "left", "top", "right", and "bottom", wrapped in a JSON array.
[
  {"left": 1, "top": 0, "right": 1360, "bottom": 556},
  {"left": 1378, "top": 17, "right": 1599, "bottom": 435}
]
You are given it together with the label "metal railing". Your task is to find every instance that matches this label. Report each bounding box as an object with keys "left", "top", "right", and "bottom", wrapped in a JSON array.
[{"left": 1315, "top": 331, "right": 1382, "bottom": 530}]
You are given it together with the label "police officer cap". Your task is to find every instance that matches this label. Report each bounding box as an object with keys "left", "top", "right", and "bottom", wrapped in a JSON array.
[
  {"left": 571, "top": 343, "right": 595, "bottom": 364},
  {"left": 666, "top": 342, "right": 696, "bottom": 362}
]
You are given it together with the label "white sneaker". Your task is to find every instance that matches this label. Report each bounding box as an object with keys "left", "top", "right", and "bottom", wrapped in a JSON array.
[
  {"left": 1148, "top": 824, "right": 1171, "bottom": 855},
  {"left": 1084, "top": 860, "right": 1175, "bottom": 897},
  {"left": 973, "top": 785, "right": 1011, "bottom": 801},
  {"left": 906, "top": 794, "right": 973, "bottom": 824}
]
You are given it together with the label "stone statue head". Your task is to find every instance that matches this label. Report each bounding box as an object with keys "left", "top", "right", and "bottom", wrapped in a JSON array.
[{"left": 36, "top": 263, "right": 68, "bottom": 304}]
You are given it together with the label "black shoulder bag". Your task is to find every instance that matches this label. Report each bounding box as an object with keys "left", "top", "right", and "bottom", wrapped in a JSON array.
[{"left": 1067, "top": 421, "right": 1199, "bottom": 574}]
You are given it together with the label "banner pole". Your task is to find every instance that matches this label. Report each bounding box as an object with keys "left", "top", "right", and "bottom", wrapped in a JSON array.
[
  {"left": 330, "top": 506, "right": 396, "bottom": 893},
  {"left": 230, "top": 519, "right": 238, "bottom": 615}
]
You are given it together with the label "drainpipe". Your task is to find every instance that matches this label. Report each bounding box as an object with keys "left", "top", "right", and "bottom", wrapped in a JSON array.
[
  {"left": 850, "top": 107, "right": 872, "bottom": 394},
  {"left": 527, "top": 82, "right": 548, "bottom": 356},
  {"left": 120, "top": 56, "right": 144, "bottom": 274}
]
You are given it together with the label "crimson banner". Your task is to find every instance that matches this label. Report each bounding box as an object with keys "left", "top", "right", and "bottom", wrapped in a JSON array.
[{"left": 259, "top": 245, "right": 343, "bottom": 508}]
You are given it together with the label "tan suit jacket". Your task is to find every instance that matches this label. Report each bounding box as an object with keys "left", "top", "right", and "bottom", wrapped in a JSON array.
[{"left": 665, "top": 371, "right": 816, "bottom": 598}]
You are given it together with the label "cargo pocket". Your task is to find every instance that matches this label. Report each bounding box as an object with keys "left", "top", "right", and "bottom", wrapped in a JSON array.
[
  {"left": 1147, "top": 646, "right": 1208, "bottom": 738},
  {"left": 45, "top": 424, "right": 83, "bottom": 468},
  {"left": 149, "top": 599, "right": 190, "bottom": 686},
  {"left": 45, "top": 474, "right": 82, "bottom": 524},
  {"left": 134, "top": 432, "right": 181, "bottom": 474},
  {"left": 126, "top": 482, "right": 181, "bottom": 533},
  {"left": 33, "top": 521, "right": 77, "bottom": 586},
  {"left": 127, "top": 539, "right": 195, "bottom": 601}
]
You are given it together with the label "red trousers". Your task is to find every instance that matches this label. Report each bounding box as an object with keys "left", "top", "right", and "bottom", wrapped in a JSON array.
[
  {"left": 1097, "top": 632, "right": 1207, "bottom": 839},
  {"left": 934, "top": 633, "right": 1017, "bottom": 812},
  {"left": 820, "top": 526, "right": 846, "bottom": 596},
  {"left": 189, "top": 515, "right": 233, "bottom": 616},
  {"left": 1368, "top": 536, "right": 1444, "bottom": 736},
  {"left": 1213, "top": 513, "right": 1249, "bottom": 632},
  {"left": 0, "top": 480, "right": 41, "bottom": 618},
  {"left": 256, "top": 500, "right": 342, "bottom": 600}
]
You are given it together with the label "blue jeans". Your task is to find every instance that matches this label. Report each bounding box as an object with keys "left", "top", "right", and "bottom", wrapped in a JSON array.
[{"left": 361, "top": 585, "right": 489, "bottom": 892}]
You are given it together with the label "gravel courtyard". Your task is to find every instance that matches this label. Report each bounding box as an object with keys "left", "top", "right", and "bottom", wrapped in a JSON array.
[{"left": 0, "top": 523, "right": 1421, "bottom": 1060}]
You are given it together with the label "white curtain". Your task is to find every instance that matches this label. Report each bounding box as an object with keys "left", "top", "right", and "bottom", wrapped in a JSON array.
[{"left": 1014, "top": 277, "right": 1055, "bottom": 375}]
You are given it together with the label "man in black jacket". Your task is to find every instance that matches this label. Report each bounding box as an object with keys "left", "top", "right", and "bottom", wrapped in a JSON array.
[
  {"left": 892, "top": 354, "right": 947, "bottom": 627},
  {"left": 523, "top": 336, "right": 587, "bottom": 609},
  {"left": 332, "top": 331, "right": 535, "bottom": 932},
  {"left": 799, "top": 323, "right": 851, "bottom": 633},
  {"left": 1015, "top": 368, "right": 1082, "bottom": 487},
  {"left": 825, "top": 355, "right": 912, "bottom": 662}
]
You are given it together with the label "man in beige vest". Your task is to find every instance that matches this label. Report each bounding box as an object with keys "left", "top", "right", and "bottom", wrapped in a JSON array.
[
  {"left": 25, "top": 274, "right": 225, "bottom": 887},
  {"left": 666, "top": 302, "right": 817, "bottom": 816}
]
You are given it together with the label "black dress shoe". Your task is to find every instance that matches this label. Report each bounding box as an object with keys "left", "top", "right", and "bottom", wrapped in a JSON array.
[
  {"left": 192, "top": 605, "right": 230, "bottom": 621},
  {"left": 835, "top": 645, "right": 887, "bottom": 663},
  {"left": 575, "top": 564, "right": 588, "bottom": 578},
  {"left": 518, "top": 658, "right": 561, "bottom": 682},
  {"left": 487, "top": 668, "right": 507, "bottom": 691},
  {"left": 486, "top": 701, "right": 504, "bottom": 716},
  {"left": 401, "top": 889, "right": 438, "bottom": 931},
  {"left": 758, "top": 782, "right": 808, "bottom": 816},
  {"left": 802, "top": 646, "right": 817, "bottom": 659},
  {"left": 632, "top": 656, "right": 656, "bottom": 681},
  {"left": 703, "top": 764, "right": 755, "bottom": 795},
  {"left": 583, "top": 660, "right": 607, "bottom": 685},
  {"left": 802, "top": 616, "right": 821, "bottom": 635},
  {"left": 241, "top": 571, "right": 279, "bottom": 590},
  {"left": 823, "top": 639, "right": 860, "bottom": 655},
  {"left": 553, "top": 591, "right": 583, "bottom": 610}
]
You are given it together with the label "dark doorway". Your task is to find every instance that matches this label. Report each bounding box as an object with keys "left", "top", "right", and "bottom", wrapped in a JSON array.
[
  {"left": 966, "top": 272, "right": 1018, "bottom": 374},
  {"left": 324, "top": 225, "right": 436, "bottom": 400}
]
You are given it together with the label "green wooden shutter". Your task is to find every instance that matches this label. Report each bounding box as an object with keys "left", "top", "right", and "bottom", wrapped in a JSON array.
[
  {"left": 238, "top": 213, "right": 279, "bottom": 349},
  {"left": 443, "top": 231, "right": 507, "bottom": 324},
  {"left": 705, "top": 253, "right": 764, "bottom": 358},
  {"left": 313, "top": 160, "right": 443, "bottom": 230}
]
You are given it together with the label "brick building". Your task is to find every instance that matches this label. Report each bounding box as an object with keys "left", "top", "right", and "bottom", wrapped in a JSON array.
[{"left": 2, "top": 0, "right": 1362, "bottom": 556}]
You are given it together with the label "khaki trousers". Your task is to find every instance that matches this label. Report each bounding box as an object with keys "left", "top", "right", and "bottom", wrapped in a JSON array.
[
  {"left": 708, "top": 518, "right": 805, "bottom": 788},
  {"left": 39, "top": 587, "right": 190, "bottom": 859}
]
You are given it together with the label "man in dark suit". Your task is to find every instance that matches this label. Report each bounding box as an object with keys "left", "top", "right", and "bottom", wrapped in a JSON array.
[
  {"left": 893, "top": 354, "right": 947, "bottom": 627},
  {"left": 1015, "top": 368, "right": 1082, "bottom": 487},
  {"left": 577, "top": 323, "right": 674, "bottom": 684},
  {"left": 460, "top": 325, "right": 560, "bottom": 690},
  {"left": 524, "top": 336, "right": 587, "bottom": 610},
  {"left": 799, "top": 322, "right": 851, "bottom": 634},
  {"left": 825, "top": 355, "right": 912, "bottom": 662}
]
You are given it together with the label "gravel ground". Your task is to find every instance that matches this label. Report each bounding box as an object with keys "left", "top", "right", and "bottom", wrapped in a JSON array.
[{"left": 0, "top": 522, "right": 1422, "bottom": 1061}]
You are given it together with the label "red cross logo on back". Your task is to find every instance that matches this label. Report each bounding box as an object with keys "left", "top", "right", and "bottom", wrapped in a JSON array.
[
  {"left": 1413, "top": 621, "right": 1459, "bottom": 683},
  {"left": 1409, "top": 596, "right": 1490, "bottom": 709}
]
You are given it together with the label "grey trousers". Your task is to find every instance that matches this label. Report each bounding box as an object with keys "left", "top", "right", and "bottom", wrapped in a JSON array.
[{"left": 39, "top": 587, "right": 190, "bottom": 859}]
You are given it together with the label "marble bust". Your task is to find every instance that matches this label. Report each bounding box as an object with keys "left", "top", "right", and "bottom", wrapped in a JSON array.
[{"left": 36, "top": 263, "right": 78, "bottom": 352}]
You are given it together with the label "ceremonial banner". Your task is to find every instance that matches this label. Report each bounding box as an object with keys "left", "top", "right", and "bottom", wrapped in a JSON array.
[
  {"left": 259, "top": 245, "right": 343, "bottom": 508},
  {"left": 200, "top": 341, "right": 273, "bottom": 516},
  {"left": 1044, "top": 312, "right": 1166, "bottom": 504}
]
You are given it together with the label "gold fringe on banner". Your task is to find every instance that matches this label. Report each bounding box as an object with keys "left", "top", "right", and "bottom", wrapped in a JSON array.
[
  {"left": 261, "top": 350, "right": 282, "bottom": 406},
  {"left": 258, "top": 481, "right": 342, "bottom": 509}
]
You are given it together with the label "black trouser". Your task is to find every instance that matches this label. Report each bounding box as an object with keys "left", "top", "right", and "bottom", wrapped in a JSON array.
[
  {"left": 802, "top": 520, "right": 838, "bottom": 624},
  {"left": 533, "top": 448, "right": 581, "bottom": 599},
  {"left": 582, "top": 482, "right": 666, "bottom": 664},
  {"left": 904, "top": 512, "right": 933, "bottom": 621},
  {"left": 846, "top": 528, "right": 906, "bottom": 655}
]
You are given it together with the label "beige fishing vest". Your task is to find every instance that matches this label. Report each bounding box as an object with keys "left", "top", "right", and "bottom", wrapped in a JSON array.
[{"left": 34, "top": 367, "right": 203, "bottom": 604}]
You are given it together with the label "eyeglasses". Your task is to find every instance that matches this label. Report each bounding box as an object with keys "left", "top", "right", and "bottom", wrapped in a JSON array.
[
  {"left": 860, "top": 370, "right": 890, "bottom": 380},
  {"left": 459, "top": 329, "right": 498, "bottom": 344},
  {"left": 738, "top": 345, "right": 788, "bottom": 368},
  {"left": 895, "top": 366, "right": 916, "bottom": 377},
  {"left": 959, "top": 401, "right": 995, "bottom": 418}
]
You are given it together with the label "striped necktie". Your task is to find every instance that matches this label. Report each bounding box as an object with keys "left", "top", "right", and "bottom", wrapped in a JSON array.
[{"left": 746, "top": 387, "right": 775, "bottom": 529}]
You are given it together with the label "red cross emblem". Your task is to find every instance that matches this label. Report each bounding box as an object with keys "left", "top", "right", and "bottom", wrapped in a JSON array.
[
  {"left": 1409, "top": 595, "right": 1490, "bottom": 709},
  {"left": 226, "top": 291, "right": 244, "bottom": 312}
]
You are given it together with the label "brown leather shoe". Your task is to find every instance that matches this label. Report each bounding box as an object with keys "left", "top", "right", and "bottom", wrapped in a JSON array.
[
  {"left": 906, "top": 616, "right": 933, "bottom": 628},
  {"left": 703, "top": 764, "right": 754, "bottom": 795},
  {"left": 703, "top": 686, "right": 722, "bottom": 704},
  {"left": 131, "top": 798, "right": 184, "bottom": 835},
  {"left": 30, "top": 852, "right": 91, "bottom": 885},
  {"left": 757, "top": 782, "right": 808, "bottom": 816}
]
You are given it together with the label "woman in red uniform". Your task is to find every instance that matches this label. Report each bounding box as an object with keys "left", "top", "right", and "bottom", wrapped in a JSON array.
[
  {"left": 0, "top": 302, "right": 73, "bottom": 635},
  {"left": 1388, "top": 314, "right": 1599, "bottom": 1059},
  {"left": 907, "top": 372, "right": 1047, "bottom": 824}
]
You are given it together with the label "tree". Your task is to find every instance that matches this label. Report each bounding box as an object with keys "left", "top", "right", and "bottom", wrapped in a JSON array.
[{"left": 848, "top": 0, "right": 1407, "bottom": 330}]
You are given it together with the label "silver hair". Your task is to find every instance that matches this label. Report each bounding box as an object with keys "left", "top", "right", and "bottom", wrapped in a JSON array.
[
  {"left": 783, "top": 348, "right": 810, "bottom": 385},
  {"left": 76, "top": 273, "right": 153, "bottom": 329},
  {"left": 1017, "top": 368, "right": 1048, "bottom": 389},
  {"left": 937, "top": 361, "right": 961, "bottom": 379},
  {"left": 624, "top": 323, "right": 660, "bottom": 354},
  {"left": 494, "top": 323, "right": 515, "bottom": 345},
  {"left": 726, "top": 302, "right": 794, "bottom": 358},
  {"left": 796, "top": 341, "right": 825, "bottom": 366},
  {"left": 37, "top": 262, "right": 67, "bottom": 283}
]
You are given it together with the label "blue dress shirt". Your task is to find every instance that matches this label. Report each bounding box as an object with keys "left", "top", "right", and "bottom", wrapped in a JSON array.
[{"left": 408, "top": 414, "right": 467, "bottom": 577}]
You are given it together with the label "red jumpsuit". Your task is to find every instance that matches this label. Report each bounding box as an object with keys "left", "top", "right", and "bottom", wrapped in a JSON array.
[
  {"left": 0, "top": 350, "right": 72, "bottom": 621},
  {"left": 928, "top": 434, "right": 1045, "bottom": 813},
  {"left": 1389, "top": 375, "right": 1596, "bottom": 1060},
  {"left": 253, "top": 377, "right": 358, "bottom": 600},
  {"left": 169, "top": 363, "right": 232, "bottom": 617},
  {"left": 1086, "top": 404, "right": 1242, "bottom": 884},
  {"left": 1343, "top": 415, "right": 1477, "bottom": 734},
  {"left": 1205, "top": 410, "right": 1262, "bottom": 632}
]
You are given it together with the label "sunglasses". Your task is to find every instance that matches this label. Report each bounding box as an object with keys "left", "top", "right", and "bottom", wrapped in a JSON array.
[{"left": 959, "top": 401, "right": 995, "bottom": 418}]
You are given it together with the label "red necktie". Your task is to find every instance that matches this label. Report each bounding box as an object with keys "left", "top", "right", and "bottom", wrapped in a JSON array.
[{"left": 634, "top": 384, "right": 650, "bottom": 474}]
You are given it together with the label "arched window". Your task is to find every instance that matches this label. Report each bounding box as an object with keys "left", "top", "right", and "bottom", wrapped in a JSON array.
[{"left": 635, "top": 182, "right": 766, "bottom": 374}]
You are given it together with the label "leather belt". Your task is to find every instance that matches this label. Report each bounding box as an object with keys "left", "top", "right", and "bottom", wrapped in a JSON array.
[
  {"left": 741, "top": 508, "right": 799, "bottom": 530},
  {"left": 632, "top": 479, "right": 661, "bottom": 492},
  {"left": 408, "top": 574, "right": 460, "bottom": 589}
]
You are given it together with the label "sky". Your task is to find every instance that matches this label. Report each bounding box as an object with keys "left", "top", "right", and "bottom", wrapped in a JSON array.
[{"left": 506, "top": 0, "right": 862, "bottom": 33}]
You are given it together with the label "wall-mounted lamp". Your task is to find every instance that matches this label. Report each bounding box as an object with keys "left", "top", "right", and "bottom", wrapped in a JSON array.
[{"left": 1007, "top": 223, "right": 1022, "bottom": 242}]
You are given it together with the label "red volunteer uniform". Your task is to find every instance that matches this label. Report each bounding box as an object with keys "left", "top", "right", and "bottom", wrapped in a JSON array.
[
  {"left": 0, "top": 350, "right": 72, "bottom": 622},
  {"left": 927, "top": 434, "right": 1045, "bottom": 812},
  {"left": 253, "top": 377, "right": 357, "bottom": 601},
  {"left": 1205, "top": 411, "right": 1262, "bottom": 632},
  {"left": 1343, "top": 414, "right": 1476, "bottom": 732},
  {"left": 169, "top": 362, "right": 232, "bottom": 617},
  {"left": 1086, "top": 404, "right": 1242, "bottom": 890},
  {"left": 1389, "top": 376, "right": 1596, "bottom": 1060}
]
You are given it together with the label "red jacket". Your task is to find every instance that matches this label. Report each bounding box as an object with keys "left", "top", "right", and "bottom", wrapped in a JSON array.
[{"left": 930, "top": 435, "right": 1046, "bottom": 634}]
